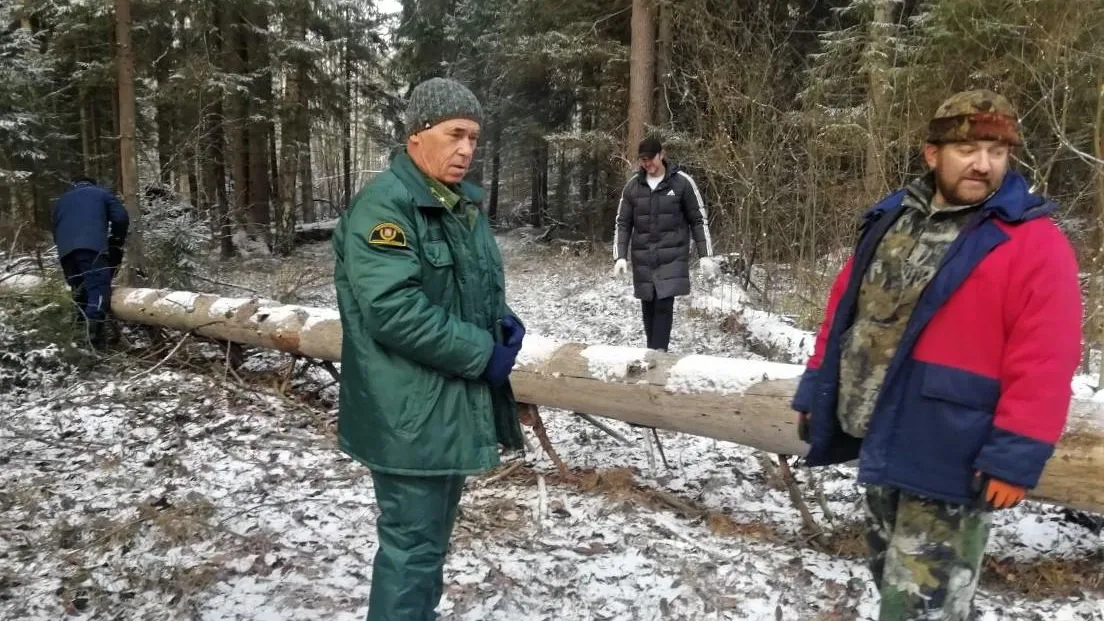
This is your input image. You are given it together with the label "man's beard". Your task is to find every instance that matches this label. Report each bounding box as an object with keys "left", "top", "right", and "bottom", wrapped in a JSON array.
[{"left": 935, "top": 171, "right": 1000, "bottom": 206}]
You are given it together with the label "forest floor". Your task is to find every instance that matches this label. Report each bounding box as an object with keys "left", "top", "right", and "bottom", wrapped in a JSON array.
[{"left": 1, "top": 230, "right": 1102, "bottom": 621}]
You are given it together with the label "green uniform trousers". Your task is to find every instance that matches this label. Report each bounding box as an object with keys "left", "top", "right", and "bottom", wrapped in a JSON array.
[
  {"left": 864, "top": 485, "right": 991, "bottom": 621},
  {"left": 366, "top": 472, "right": 466, "bottom": 621}
]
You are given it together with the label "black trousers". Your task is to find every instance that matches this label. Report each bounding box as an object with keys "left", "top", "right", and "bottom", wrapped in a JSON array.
[
  {"left": 59, "top": 249, "right": 113, "bottom": 322},
  {"left": 641, "top": 297, "right": 675, "bottom": 351}
]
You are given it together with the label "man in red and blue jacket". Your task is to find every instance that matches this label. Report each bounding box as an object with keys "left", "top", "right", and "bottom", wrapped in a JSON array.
[{"left": 792, "top": 91, "right": 1081, "bottom": 620}]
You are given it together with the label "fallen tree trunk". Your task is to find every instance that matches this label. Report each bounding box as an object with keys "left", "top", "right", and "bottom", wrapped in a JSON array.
[
  {"left": 59, "top": 287, "right": 1104, "bottom": 513},
  {"left": 294, "top": 218, "right": 338, "bottom": 245}
]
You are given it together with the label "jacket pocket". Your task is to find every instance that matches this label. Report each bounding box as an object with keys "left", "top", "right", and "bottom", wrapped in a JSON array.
[
  {"left": 395, "top": 361, "right": 445, "bottom": 437},
  {"left": 900, "top": 363, "right": 998, "bottom": 476},
  {"left": 422, "top": 240, "right": 455, "bottom": 306},
  {"left": 919, "top": 364, "right": 1000, "bottom": 411},
  {"left": 424, "top": 240, "right": 454, "bottom": 267}
]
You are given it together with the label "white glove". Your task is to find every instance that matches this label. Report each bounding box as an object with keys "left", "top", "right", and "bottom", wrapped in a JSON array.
[
  {"left": 613, "top": 258, "right": 628, "bottom": 276},
  {"left": 699, "top": 257, "right": 719, "bottom": 281}
]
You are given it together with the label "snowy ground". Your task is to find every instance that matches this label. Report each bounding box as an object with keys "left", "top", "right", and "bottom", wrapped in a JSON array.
[{"left": 1, "top": 230, "right": 1102, "bottom": 621}]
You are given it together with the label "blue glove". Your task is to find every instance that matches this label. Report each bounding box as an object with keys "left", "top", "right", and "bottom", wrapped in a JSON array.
[
  {"left": 482, "top": 343, "right": 519, "bottom": 387},
  {"left": 501, "top": 315, "right": 525, "bottom": 349}
]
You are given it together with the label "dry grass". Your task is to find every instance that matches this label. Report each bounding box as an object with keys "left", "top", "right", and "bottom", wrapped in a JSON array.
[
  {"left": 482, "top": 463, "right": 1104, "bottom": 600},
  {"left": 822, "top": 517, "right": 1104, "bottom": 597},
  {"left": 484, "top": 464, "right": 784, "bottom": 543},
  {"left": 983, "top": 553, "right": 1104, "bottom": 598}
]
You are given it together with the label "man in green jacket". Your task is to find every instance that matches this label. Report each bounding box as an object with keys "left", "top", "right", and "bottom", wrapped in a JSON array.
[{"left": 332, "top": 77, "right": 526, "bottom": 621}]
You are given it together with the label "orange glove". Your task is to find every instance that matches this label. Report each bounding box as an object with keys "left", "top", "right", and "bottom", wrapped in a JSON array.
[{"left": 974, "top": 473, "right": 1026, "bottom": 510}]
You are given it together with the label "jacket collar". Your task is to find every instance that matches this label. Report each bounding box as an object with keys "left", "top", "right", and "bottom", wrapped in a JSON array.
[
  {"left": 636, "top": 159, "right": 679, "bottom": 186},
  {"left": 863, "top": 170, "right": 1053, "bottom": 224},
  {"left": 391, "top": 149, "right": 484, "bottom": 209},
  {"left": 980, "top": 169, "right": 1053, "bottom": 222}
]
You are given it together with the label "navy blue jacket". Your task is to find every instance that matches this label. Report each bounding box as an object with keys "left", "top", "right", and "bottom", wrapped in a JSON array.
[
  {"left": 792, "top": 171, "right": 1081, "bottom": 505},
  {"left": 51, "top": 182, "right": 130, "bottom": 258}
]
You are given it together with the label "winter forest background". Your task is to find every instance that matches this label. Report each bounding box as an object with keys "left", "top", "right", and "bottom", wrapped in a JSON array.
[
  {"left": 2, "top": 1, "right": 1104, "bottom": 620},
  {"left": 4, "top": 0, "right": 1104, "bottom": 340}
]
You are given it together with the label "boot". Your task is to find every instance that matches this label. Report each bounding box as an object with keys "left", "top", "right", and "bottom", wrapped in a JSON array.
[{"left": 88, "top": 320, "right": 107, "bottom": 350}]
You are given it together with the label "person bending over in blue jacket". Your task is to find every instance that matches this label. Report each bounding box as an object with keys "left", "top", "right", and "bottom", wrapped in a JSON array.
[{"left": 51, "top": 176, "right": 129, "bottom": 348}]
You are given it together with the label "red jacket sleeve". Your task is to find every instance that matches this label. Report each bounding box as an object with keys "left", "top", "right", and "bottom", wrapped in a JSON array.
[
  {"left": 807, "top": 256, "right": 854, "bottom": 370},
  {"left": 792, "top": 256, "right": 854, "bottom": 413},
  {"left": 974, "top": 220, "right": 1082, "bottom": 487}
]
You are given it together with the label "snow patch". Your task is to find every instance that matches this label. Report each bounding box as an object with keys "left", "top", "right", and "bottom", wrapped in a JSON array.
[
  {"left": 689, "top": 282, "right": 751, "bottom": 314},
  {"left": 296, "top": 218, "right": 339, "bottom": 232},
  {"left": 690, "top": 282, "right": 813, "bottom": 363},
  {"left": 4, "top": 236, "right": 1102, "bottom": 621},
  {"left": 1001, "top": 513, "right": 1102, "bottom": 561},
  {"left": 0, "top": 274, "right": 42, "bottom": 290},
  {"left": 666, "top": 355, "right": 805, "bottom": 395},
  {"left": 580, "top": 345, "right": 651, "bottom": 382},
  {"left": 741, "top": 308, "right": 815, "bottom": 361},
  {"left": 208, "top": 297, "right": 253, "bottom": 317},
  {"left": 123, "top": 287, "right": 158, "bottom": 307},
  {"left": 302, "top": 308, "right": 341, "bottom": 331},
  {"left": 516, "top": 334, "right": 562, "bottom": 367},
  {"left": 253, "top": 305, "right": 303, "bottom": 325},
  {"left": 154, "top": 290, "right": 200, "bottom": 312}
]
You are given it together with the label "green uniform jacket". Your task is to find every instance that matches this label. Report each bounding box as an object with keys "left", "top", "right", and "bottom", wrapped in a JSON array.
[{"left": 332, "top": 151, "right": 524, "bottom": 476}]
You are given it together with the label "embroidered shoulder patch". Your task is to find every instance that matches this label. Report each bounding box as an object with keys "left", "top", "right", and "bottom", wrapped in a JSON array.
[{"left": 367, "top": 222, "right": 408, "bottom": 248}]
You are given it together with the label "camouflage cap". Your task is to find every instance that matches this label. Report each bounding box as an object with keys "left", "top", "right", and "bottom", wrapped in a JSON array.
[{"left": 927, "top": 90, "right": 1022, "bottom": 146}]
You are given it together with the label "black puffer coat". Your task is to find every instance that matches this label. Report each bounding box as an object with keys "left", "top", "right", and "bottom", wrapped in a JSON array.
[{"left": 613, "top": 162, "right": 714, "bottom": 300}]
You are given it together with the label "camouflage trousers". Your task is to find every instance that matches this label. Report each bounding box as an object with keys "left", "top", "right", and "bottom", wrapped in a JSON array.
[{"left": 864, "top": 485, "right": 991, "bottom": 621}]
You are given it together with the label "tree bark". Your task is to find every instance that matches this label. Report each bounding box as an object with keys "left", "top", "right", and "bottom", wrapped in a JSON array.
[
  {"left": 269, "top": 124, "right": 280, "bottom": 208},
  {"left": 88, "top": 89, "right": 102, "bottom": 182},
  {"left": 300, "top": 149, "right": 315, "bottom": 224},
  {"left": 627, "top": 0, "right": 655, "bottom": 167},
  {"left": 529, "top": 141, "right": 548, "bottom": 228},
  {"left": 1093, "top": 80, "right": 1104, "bottom": 386},
  {"left": 155, "top": 82, "right": 174, "bottom": 187},
  {"left": 863, "top": 0, "right": 891, "bottom": 202},
  {"left": 78, "top": 44, "right": 94, "bottom": 177},
  {"left": 115, "top": 0, "right": 143, "bottom": 281},
  {"left": 654, "top": 0, "right": 672, "bottom": 127},
  {"left": 201, "top": 0, "right": 233, "bottom": 260},
  {"left": 488, "top": 120, "right": 502, "bottom": 223},
  {"left": 184, "top": 146, "right": 199, "bottom": 209},
  {"left": 203, "top": 98, "right": 234, "bottom": 260},
  {"left": 342, "top": 16, "right": 353, "bottom": 210},
  {"left": 275, "top": 0, "right": 307, "bottom": 256},
  {"left": 298, "top": 61, "right": 315, "bottom": 224},
  {"left": 80, "top": 285, "right": 1104, "bottom": 515},
  {"left": 223, "top": 4, "right": 249, "bottom": 242},
  {"left": 246, "top": 4, "right": 273, "bottom": 246},
  {"left": 555, "top": 146, "right": 569, "bottom": 223},
  {"left": 151, "top": 13, "right": 175, "bottom": 188}
]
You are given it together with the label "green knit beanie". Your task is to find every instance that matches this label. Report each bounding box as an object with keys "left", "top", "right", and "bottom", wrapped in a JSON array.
[{"left": 403, "top": 77, "right": 484, "bottom": 136}]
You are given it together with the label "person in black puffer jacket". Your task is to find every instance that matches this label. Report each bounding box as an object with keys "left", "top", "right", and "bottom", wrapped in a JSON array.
[{"left": 613, "top": 137, "right": 718, "bottom": 352}]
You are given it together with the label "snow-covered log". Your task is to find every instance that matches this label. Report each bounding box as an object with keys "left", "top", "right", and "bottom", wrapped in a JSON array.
[
  {"left": 294, "top": 218, "right": 339, "bottom": 244},
  {"left": 111, "top": 288, "right": 343, "bottom": 361},
  {"left": 23, "top": 285, "right": 1104, "bottom": 513}
]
